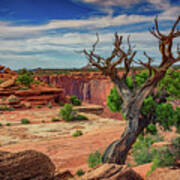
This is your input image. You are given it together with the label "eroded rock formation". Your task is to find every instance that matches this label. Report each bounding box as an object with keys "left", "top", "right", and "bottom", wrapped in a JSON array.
[{"left": 0, "top": 150, "right": 55, "bottom": 180}]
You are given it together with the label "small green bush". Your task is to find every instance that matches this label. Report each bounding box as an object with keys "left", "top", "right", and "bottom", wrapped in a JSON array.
[
  {"left": 0, "top": 123, "right": 2, "bottom": 126},
  {"left": 60, "top": 104, "right": 76, "bottom": 121},
  {"left": 59, "top": 102, "right": 64, "bottom": 106},
  {"left": 51, "top": 117, "right": 60, "bottom": 122},
  {"left": 6, "top": 123, "right": 11, "bottom": 126},
  {"left": 70, "top": 96, "right": 82, "bottom": 106},
  {"left": 76, "top": 169, "right": 85, "bottom": 176},
  {"left": 42, "top": 120, "right": 45, "bottom": 123},
  {"left": 17, "top": 73, "right": 33, "bottom": 87},
  {"left": 0, "top": 106, "right": 15, "bottom": 111},
  {"left": 88, "top": 151, "right": 102, "bottom": 168},
  {"left": 147, "top": 147, "right": 175, "bottom": 175},
  {"left": 76, "top": 114, "right": 88, "bottom": 120},
  {"left": 72, "top": 130, "right": 83, "bottom": 137},
  {"left": 19, "top": 87, "right": 29, "bottom": 90},
  {"left": 47, "top": 102, "right": 53, "bottom": 109},
  {"left": 131, "top": 135, "right": 163, "bottom": 165},
  {"left": 21, "top": 118, "right": 30, "bottom": 124},
  {"left": 0, "top": 80, "right": 3, "bottom": 84},
  {"left": 36, "top": 105, "right": 42, "bottom": 109},
  {"left": 8, "top": 98, "right": 19, "bottom": 102}
]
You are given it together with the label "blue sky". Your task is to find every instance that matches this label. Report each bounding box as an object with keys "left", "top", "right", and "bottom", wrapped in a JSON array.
[{"left": 0, "top": 0, "right": 179, "bottom": 69}]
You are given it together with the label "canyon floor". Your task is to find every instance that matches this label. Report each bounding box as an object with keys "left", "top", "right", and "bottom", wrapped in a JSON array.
[
  {"left": 0, "top": 105, "right": 179, "bottom": 180},
  {"left": 0, "top": 105, "right": 126, "bottom": 174}
]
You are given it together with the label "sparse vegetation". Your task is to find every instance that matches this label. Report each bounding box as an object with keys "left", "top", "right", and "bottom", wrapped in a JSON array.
[
  {"left": 76, "top": 169, "right": 85, "bottom": 176},
  {"left": 47, "top": 102, "right": 53, "bottom": 109},
  {"left": 0, "top": 123, "right": 2, "bottom": 126},
  {"left": 70, "top": 96, "right": 82, "bottom": 106},
  {"left": 21, "top": 118, "right": 30, "bottom": 124},
  {"left": 36, "top": 105, "right": 42, "bottom": 108},
  {"left": 0, "top": 106, "right": 15, "bottom": 111},
  {"left": 72, "top": 130, "right": 83, "bottom": 137},
  {"left": 51, "top": 117, "right": 60, "bottom": 122},
  {"left": 17, "top": 69, "right": 34, "bottom": 87},
  {"left": 8, "top": 98, "right": 19, "bottom": 102},
  {"left": 76, "top": 114, "right": 88, "bottom": 120},
  {"left": 6, "top": 123, "right": 11, "bottom": 126},
  {"left": 88, "top": 151, "right": 102, "bottom": 168},
  {"left": 60, "top": 104, "right": 77, "bottom": 121}
]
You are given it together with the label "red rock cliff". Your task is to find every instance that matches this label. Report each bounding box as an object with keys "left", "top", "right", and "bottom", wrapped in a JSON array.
[{"left": 37, "top": 72, "right": 114, "bottom": 106}]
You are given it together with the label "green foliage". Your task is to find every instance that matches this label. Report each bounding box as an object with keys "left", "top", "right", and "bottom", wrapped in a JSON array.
[
  {"left": 21, "top": 118, "right": 30, "bottom": 124},
  {"left": 72, "top": 130, "right": 83, "bottom": 137},
  {"left": 145, "top": 124, "right": 157, "bottom": 135},
  {"left": 0, "top": 106, "right": 15, "bottom": 111},
  {"left": 6, "top": 123, "right": 11, "bottom": 126},
  {"left": 172, "top": 137, "right": 180, "bottom": 158},
  {"left": 76, "top": 169, "right": 85, "bottom": 176},
  {"left": 59, "top": 102, "right": 64, "bottom": 106},
  {"left": 70, "top": 96, "right": 82, "bottom": 106},
  {"left": 107, "top": 86, "right": 123, "bottom": 112},
  {"left": 36, "top": 105, "right": 42, "bottom": 108},
  {"left": 60, "top": 104, "right": 76, "bottom": 121},
  {"left": 47, "top": 102, "right": 53, "bottom": 109},
  {"left": 135, "top": 71, "right": 149, "bottom": 87},
  {"left": 76, "top": 114, "right": 88, "bottom": 120},
  {"left": 131, "top": 135, "right": 163, "bottom": 165},
  {"left": 141, "top": 96, "right": 156, "bottom": 116},
  {"left": 0, "top": 123, "right": 2, "bottom": 126},
  {"left": 147, "top": 147, "right": 175, "bottom": 175},
  {"left": 51, "top": 117, "right": 60, "bottom": 122},
  {"left": 0, "top": 80, "right": 3, "bottom": 84},
  {"left": 155, "top": 103, "right": 179, "bottom": 131},
  {"left": 158, "top": 69, "right": 180, "bottom": 98},
  {"left": 8, "top": 98, "right": 19, "bottom": 102},
  {"left": 88, "top": 151, "right": 102, "bottom": 168},
  {"left": 17, "top": 72, "right": 33, "bottom": 87},
  {"left": 19, "top": 87, "right": 29, "bottom": 90}
]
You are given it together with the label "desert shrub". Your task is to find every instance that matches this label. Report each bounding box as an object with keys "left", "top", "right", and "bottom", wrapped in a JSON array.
[
  {"left": 107, "top": 86, "right": 123, "bottom": 112},
  {"left": 145, "top": 124, "right": 158, "bottom": 135},
  {"left": 21, "top": 118, "right": 30, "bottom": 124},
  {"left": 76, "top": 169, "right": 85, "bottom": 176},
  {"left": 60, "top": 104, "right": 76, "bottom": 121},
  {"left": 172, "top": 136, "right": 180, "bottom": 158},
  {"left": 19, "top": 87, "right": 29, "bottom": 90},
  {"left": 72, "top": 130, "right": 83, "bottom": 137},
  {"left": 17, "top": 73, "right": 33, "bottom": 87},
  {"left": 0, "top": 123, "right": 2, "bottom": 126},
  {"left": 75, "top": 114, "right": 88, "bottom": 120},
  {"left": 33, "top": 80, "right": 41, "bottom": 85},
  {"left": 6, "top": 123, "right": 11, "bottom": 126},
  {"left": 131, "top": 135, "right": 163, "bottom": 165},
  {"left": 8, "top": 98, "right": 19, "bottom": 102},
  {"left": 0, "top": 106, "right": 15, "bottom": 111},
  {"left": 36, "top": 105, "right": 42, "bottom": 108},
  {"left": 42, "top": 120, "right": 45, "bottom": 123},
  {"left": 70, "top": 96, "right": 82, "bottom": 106},
  {"left": 88, "top": 151, "right": 102, "bottom": 168},
  {"left": 59, "top": 102, "right": 64, "bottom": 106},
  {"left": 0, "top": 80, "right": 3, "bottom": 84},
  {"left": 147, "top": 146, "right": 175, "bottom": 175},
  {"left": 51, "top": 117, "right": 60, "bottom": 122},
  {"left": 47, "top": 102, "right": 53, "bottom": 109}
]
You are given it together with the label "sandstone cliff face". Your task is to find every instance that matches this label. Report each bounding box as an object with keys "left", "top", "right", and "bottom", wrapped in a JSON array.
[{"left": 37, "top": 73, "right": 114, "bottom": 106}]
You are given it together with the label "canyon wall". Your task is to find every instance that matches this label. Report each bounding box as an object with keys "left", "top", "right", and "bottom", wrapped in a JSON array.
[{"left": 37, "top": 72, "right": 114, "bottom": 106}]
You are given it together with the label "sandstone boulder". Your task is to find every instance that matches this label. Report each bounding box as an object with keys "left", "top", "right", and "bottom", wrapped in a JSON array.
[
  {"left": 0, "top": 150, "right": 55, "bottom": 180},
  {"left": 82, "top": 164, "right": 143, "bottom": 180},
  {"left": 54, "top": 170, "right": 74, "bottom": 180},
  {"left": 0, "top": 79, "right": 16, "bottom": 88}
]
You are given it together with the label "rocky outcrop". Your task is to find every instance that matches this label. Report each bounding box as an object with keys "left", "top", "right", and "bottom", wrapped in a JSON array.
[
  {"left": 0, "top": 150, "right": 55, "bottom": 180},
  {"left": 37, "top": 72, "right": 115, "bottom": 106},
  {"left": 0, "top": 88, "right": 67, "bottom": 107},
  {"left": 82, "top": 164, "right": 143, "bottom": 180}
]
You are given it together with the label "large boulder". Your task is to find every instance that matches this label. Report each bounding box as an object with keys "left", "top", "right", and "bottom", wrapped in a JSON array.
[
  {"left": 0, "top": 150, "right": 55, "bottom": 180},
  {"left": 82, "top": 164, "right": 143, "bottom": 180}
]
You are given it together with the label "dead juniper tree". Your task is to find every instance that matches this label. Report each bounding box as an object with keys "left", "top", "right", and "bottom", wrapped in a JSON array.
[{"left": 81, "top": 16, "right": 180, "bottom": 164}]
